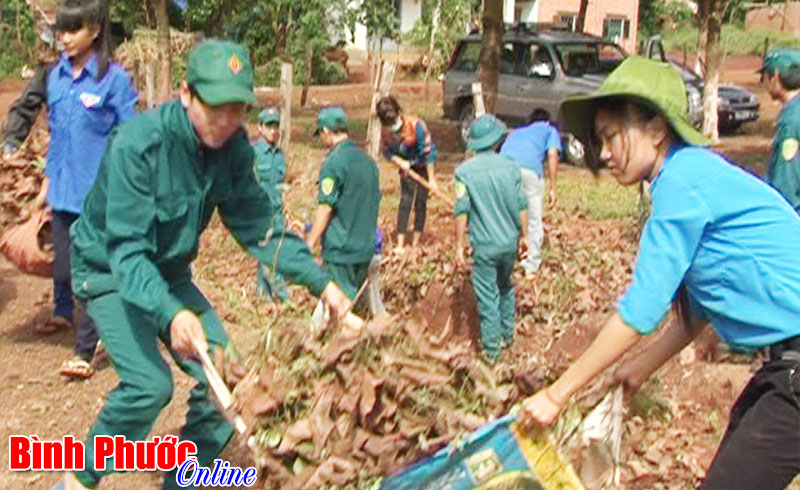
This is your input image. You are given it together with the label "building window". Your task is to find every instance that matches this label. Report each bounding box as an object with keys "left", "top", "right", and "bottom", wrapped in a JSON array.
[
  {"left": 603, "top": 16, "right": 631, "bottom": 40},
  {"left": 558, "top": 12, "right": 577, "bottom": 31}
]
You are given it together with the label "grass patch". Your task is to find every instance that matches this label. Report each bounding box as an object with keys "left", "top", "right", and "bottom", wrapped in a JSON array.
[
  {"left": 662, "top": 24, "right": 800, "bottom": 57},
  {"left": 555, "top": 169, "right": 639, "bottom": 220}
]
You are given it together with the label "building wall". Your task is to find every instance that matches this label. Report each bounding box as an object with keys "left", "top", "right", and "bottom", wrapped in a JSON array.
[
  {"left": 746, "top": 2, "right": 800, "bottom": 35},
  {"left": 536, "top": 0, "right": 640, "bottom": 53}
]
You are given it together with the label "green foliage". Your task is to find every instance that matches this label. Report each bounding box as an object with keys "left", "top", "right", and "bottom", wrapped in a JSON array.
[
  {"left": 661, "top": 24, "right": 800, "bottom": 56},
  {"left": 638, "top": 0, "right": 695, "bottom": 39},
  {"left": 0, "top": 0, "right": 37, "bottom": 79},
  {"left": 359, "top": 0, "right": 396, "bottom": 40},
  {"left": 254, "top": 56, "right": 347, "bottom": 87},
  {"left": 402, "top": 0, "right": 480, "bottom": 76}
]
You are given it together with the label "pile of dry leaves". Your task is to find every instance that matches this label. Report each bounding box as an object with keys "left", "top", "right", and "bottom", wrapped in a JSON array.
[{"left": 0, "top": 117, "right": 48, "bottom": 232}]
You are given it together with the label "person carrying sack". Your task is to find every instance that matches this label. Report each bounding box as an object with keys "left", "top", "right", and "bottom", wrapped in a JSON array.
[{"left": 519, "top": 57, "right": 800, "bottom": 490}]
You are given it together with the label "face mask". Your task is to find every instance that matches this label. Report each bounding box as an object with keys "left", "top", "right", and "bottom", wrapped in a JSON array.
[{"left": 391, "top": 118, "right": 403, "bottom": 133}]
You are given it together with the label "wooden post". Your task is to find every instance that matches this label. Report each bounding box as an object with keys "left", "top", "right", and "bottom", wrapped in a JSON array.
[
  {"left": 280, "top": 62, "right": 293, "bottom": 151},
  {"left": 366, "top": 61, "right": 396, "bottom": 159},
  {"left": 145, "top": 61, "right": 156, "bottom": 108},
  {"left": 301, "top": 47, "right": 313, "bottom": 107},
  {"left": 472, "top": 82, "right": 486, "bottom": 117}
]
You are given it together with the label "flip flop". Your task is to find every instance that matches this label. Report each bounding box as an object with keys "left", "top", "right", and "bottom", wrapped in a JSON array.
[
  {"left": 59, "top": 357, "right": 94, "bottom": 379},
  {"left": 36, "top": 316, "right": 72, "bottom": 335}
]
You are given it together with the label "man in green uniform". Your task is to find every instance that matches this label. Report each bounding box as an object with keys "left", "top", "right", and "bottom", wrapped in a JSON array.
[
  {"left": 761, "top": 49, "right": 800, "bottom": 212},
  {"left": 62, "top": 40, "right": 349, "bottom": 490},
  {"left": 306, "top": 107, "right": 381, "bottom": 301},
  {"left": 454, "top": 114, "right": 528, "bottom": 363},
  {"left": 253, "top": 106, "right": 288, "bottom": 302}
]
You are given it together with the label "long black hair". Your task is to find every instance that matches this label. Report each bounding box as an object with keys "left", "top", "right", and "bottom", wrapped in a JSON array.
[{"left": 55, "top": 0, "right": 113, "bottom": 79}]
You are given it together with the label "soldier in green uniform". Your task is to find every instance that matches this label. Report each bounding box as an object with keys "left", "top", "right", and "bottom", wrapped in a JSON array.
[
  {"left": 61, "top": 40, "right": 350, "bottom": 490},
  {"left": 454, "top": 114, "right": 528, "bottom": 363},
  {"left": 253, "top": 106, "right": 288, "bottom": 302},
  {"left": 305, "top": 107, "right": 381, "bottom": 301},
  {"left": 761, "top": 49, "right": 800, "bottom": 212}
]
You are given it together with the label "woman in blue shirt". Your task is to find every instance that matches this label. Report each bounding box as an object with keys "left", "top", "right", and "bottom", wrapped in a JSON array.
[
  {"left": 520, "top": 57, "right": 800, "bottom": 489},
  {"left": 2, "top": 0, "right": 138, "bottom": 378}
]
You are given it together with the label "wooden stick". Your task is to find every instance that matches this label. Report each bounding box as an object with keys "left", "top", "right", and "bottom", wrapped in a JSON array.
[{"left": 193, "top": 341, "right": 247, "bottom": 435}]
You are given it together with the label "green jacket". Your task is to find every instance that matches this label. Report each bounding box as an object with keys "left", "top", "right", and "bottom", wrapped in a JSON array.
[
  {"left": 766, "top": 94, "right": 800, "bottom": 213},
  {"left": 253, "top": 138, "right": 286, "bottom": 213},
  {"left": 318, "top": 139, "right": 380, "bottom": 264},
  {"left": 454, "top": 151, "right": 527, "bottom": 252},
  {"left": 71, "top": 100, "right": 330, "bottom": 328}
]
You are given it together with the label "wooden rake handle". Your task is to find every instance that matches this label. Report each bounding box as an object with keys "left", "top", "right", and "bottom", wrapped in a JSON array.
[
  {"left": 389, "top": 158, "right": 454, "bottom": 207},
  {"left": 193, "top": 341, "right": 248, "bottom": 435}
]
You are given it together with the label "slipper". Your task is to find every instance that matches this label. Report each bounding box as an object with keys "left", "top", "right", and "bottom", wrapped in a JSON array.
[
  {"left": 59, "top": 356, "right": 94, "bottom": 379},
  {"left": 36, "top": 316, "right": 72, "bottom": 335}
]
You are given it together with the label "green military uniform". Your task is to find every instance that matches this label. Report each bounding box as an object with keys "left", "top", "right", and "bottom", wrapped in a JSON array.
[
  {"left": 766, "top": 95, "right": 800, "bottom": 212},
  {"left": 315, "top": 108, "right": 381, "bottom": 299},
  {"left": 763, "top": 49, "right": 800, "bottom": 213},
  {"left": 455, "top": 115, "right": 527, "bottom": 361},
  {"left": 70, "top": 42, "right": 329, "bottom": 490},
  {"left": 253, "top": 107, "right": 289, "bottom": 301}
]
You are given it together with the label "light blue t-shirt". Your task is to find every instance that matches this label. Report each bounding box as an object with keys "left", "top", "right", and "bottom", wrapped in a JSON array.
[
  {"left": 499, "top": 121, "right": 561, "bottom": 177},
  {"left": 618, "top": 145, "right": 800, "bottom": 349}
]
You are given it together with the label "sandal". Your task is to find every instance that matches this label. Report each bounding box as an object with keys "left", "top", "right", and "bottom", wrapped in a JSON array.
[
  {"left": 59, "top": 356, "right": 94, "bottom": 379},
  {"left": 36, "top": 316, "right": 72, "bottom": 335}
]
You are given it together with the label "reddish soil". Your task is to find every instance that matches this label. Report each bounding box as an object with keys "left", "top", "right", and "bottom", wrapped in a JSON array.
[{"left": 0, "top": 55, "right": 793, "bottom": 489}]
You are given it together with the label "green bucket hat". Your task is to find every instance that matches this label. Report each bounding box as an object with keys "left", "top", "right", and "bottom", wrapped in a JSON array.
[
  {"left": 759, "top": 48, "right": 800, "bottom": 76},
  {"left": 560, "top": 57, "right": 710, "bottom": 148},
  {"left": 314, "top": 107, "right": 349, "bottom": 136},
  {"left": 259, "top": 107, "right": 281, "bottom": 124},
  {"left": 187, "top": 40, "right": 255, "bottom": 106},
  {"left": 467, "top": 114, "right": 507, "bottom": 151}
]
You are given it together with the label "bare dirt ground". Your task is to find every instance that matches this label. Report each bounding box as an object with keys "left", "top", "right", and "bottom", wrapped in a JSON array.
[{"left": 0, "top": 55, "right": 790, "bottom": 489}]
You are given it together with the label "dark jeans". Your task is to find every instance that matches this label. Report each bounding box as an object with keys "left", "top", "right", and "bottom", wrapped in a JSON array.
[
  {"left": 701, "top": 356, "right": 800, "bottom": 489},
  {"left": 52, "top": 211, "right": 98, "bottom": 360},
  {"left": 397, "top": 168, "right": 428, "bottom": 234}
]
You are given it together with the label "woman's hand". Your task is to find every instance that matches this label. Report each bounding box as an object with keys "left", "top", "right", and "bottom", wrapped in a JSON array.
[{"left": 519, "top": 388, "right": 565, "bottom": 429}]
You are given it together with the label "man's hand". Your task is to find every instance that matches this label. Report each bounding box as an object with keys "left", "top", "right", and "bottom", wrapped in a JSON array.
[
  {"left": 518, "top": 239, "right": 529, "bottom": 260},
  {"left": 321, "top": 281, "right": 352, "bottom": 320},
  {"left": 428, "top": 177, "right": 440, "bottom": 196},
  {"left": 170, "top": 310, "right": 208, "bottom": 359},
  {"left": 548, "top": 187, "right": 557, "bottom": 210}
]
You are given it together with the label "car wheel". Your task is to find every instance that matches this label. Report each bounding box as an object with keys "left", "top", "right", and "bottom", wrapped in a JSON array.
[
  {"left": 718, "top": 122, "right": 742, "bottom": 135},
  {"left": 458, "top": 100, "right": 474, "bottom": 148},
  {"left": 563, "top": 133, "right": 586, "bottom": 166}
]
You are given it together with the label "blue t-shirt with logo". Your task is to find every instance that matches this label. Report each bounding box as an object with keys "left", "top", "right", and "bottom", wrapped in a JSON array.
[
  {"left": 46, "top": 52, "right": 138, "bottom": 214},
  {"left": 499, "top": 121, "right": 561, "bottom": 177},
  {"left": 618, "top": 144, "right": 800, "bottom": 349}
]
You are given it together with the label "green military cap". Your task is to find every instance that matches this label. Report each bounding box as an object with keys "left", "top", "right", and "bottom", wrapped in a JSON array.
[
  {"left": 759, "top": 49, "right": 800, "bottom": 76},
  {"left": 560, "top": 57, "right": 710, "bottom": 148},
  {"left": 467, "top": 114, "right": 507, "bottom": 151},
  {"left": 187, "top": 39, "right": 255, "bottom": 106},
  {"left": 314, "top": 107, "right": 349, "bottom": 135},
  {"left": 259, "top": 107, "right": 281, "bottom": 124}
]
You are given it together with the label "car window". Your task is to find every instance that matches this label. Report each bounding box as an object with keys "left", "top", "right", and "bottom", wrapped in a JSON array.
[
  {"left": 500, "top": 42, "right": 518, "bottom": 75},
  {"left": 452, "top": 41, "right": 481, "bottom": 72},
  {"left": 553, "top": 42, "right": 625, "bottom": 76},
  {"left": 523, "top": 43, "right": 555, "bottom": 78}
]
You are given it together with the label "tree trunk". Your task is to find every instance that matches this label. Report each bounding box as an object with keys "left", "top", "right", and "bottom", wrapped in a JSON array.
[
  {"left": 575, "top": 0, "right": 589, "bottom": 32},
  {"left": 301, "top": 47, "right": 313, "bottom": 107},
  {"left": 424, "top": 0, "right": 441, "bottom": 98},
  {"left": 701, "top": 0, "right": 721, "bottom": 142},
  {"left": 152, "top": 0, "right": 172, "bottom": 104},
  {"left": 280, "top": 63, "right": 293, "bottom": 151},
  {"left": 476, "top": 0, "right": 502, "bottom": 113},
  {"left": 694, "top": 0, "right": 709, "bottom": 76}
]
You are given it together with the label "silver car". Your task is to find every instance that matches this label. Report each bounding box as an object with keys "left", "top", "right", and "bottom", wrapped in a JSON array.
[{"left": 443, "top": 26, "right": 626, "bottom": 164}]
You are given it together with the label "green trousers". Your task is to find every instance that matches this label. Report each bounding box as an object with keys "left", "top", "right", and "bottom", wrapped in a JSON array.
[
  {"left": 75, "top": 281, "right": 232, "bottom": 490},
  {"left": 472, "top": 248, "right": 517, "bottom": 362},
  {"left": 326, "top": 261, "right": 370, "bottom": 300},
  {"left": 256, "top": 261, "right": 289, "bottom": 302}
]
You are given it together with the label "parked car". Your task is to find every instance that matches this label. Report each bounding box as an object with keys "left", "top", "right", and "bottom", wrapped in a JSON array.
[
  {"left": 443, "top": 27, "right": 760, "bottom": 165},
  {"left": 645, "top": 37, "right": 760, "bottom": 133},
  {"left": 443, "top": 24, "right": 625, "bottom": 164}
]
